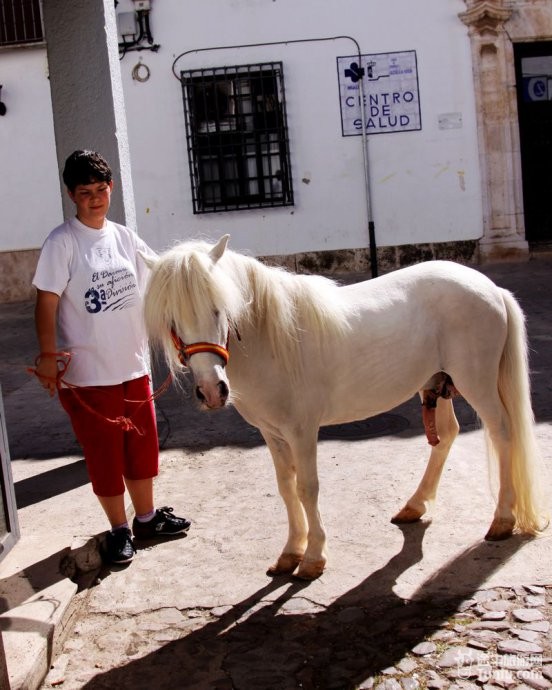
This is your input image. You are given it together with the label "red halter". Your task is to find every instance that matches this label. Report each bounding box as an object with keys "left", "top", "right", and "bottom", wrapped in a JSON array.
[{"left": 170, "top": 328, "right": 230, "bottom": 367}]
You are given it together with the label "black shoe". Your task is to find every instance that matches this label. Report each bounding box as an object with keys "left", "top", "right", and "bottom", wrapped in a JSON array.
[
  {"left": 103, "top": 527, "right": 135, "bottom": 564},
  {"left": 132, "top": 506, "right": 191, "bottom": 540}
]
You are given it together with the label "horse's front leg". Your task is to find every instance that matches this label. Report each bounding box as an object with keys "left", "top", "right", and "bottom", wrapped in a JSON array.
[
  {"left": 392, "top": 396, "right": 459, "bottom": 524},
  {"left": 290, "top": 432, "right": 327, "bottom": 580},
  {"left": 263, "top": 433, "right": 309, "bottom": 576}
]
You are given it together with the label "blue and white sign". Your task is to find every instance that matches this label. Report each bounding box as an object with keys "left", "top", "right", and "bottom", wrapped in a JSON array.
[
  {"left": 337, "top": 50, "right": 421, "bottom": 136},
  {"left": 522, "top": 76, "right": 550, "bottom": 102}
]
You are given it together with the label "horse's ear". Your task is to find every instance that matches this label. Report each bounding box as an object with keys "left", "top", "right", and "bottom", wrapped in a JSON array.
[
  {"left": 138, "top": 250, "right": 158, "bottom": 269},
  {"left": 209, "top": 234, "right": 230, "bottom": 264}
]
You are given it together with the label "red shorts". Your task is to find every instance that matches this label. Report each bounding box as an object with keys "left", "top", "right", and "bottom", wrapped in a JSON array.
[{"left": 59, "top": 375, "right": 159, "bottom": 497}]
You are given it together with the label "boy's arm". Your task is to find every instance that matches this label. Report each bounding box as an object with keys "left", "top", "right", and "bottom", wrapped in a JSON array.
[{"left": 34, "top": 289, "right": 61, "bottom": 397}]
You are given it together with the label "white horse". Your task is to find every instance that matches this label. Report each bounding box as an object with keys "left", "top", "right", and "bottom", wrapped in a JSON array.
[{"left": 142, "top": 235, "right": 545, "bottom": 580}]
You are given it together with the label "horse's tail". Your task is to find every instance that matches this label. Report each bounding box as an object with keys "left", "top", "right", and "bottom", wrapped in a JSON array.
[{"left": 492, "top": 289, "right": 547, "bottom": 534}]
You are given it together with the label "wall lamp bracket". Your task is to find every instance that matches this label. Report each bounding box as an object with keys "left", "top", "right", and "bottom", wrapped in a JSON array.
[{"left": 118, "top": 1, "right": 160, "bottom": 58}]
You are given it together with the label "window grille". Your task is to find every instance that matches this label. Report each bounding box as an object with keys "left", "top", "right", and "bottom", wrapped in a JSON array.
[
  {"left": 0, "top": 0, "right": 43, "bottom": 47},
  {"left": 181, "top": 62, "right": 294, "bottom": 214}
]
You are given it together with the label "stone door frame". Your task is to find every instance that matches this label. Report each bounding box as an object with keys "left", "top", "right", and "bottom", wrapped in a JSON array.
[{"left": 459, "top": 0, "right": 552, "bottom": 261}]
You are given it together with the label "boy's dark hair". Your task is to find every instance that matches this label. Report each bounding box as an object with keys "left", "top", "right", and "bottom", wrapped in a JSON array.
[{"left": 62, "top": 150, "right": 112, "bottom": 192}]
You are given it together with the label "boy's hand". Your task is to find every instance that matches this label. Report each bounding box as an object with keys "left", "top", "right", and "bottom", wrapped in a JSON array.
[
  {"left": 34, "top": 289, "right": 61, "bottom": 397},
  {"left": 35, "top": 356, "right": 59, "bottom": 397}
]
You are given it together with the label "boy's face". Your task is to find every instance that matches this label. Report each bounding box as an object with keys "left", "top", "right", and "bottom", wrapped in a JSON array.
[{"left": 68, "top": 180, "right": 113, "bottom": 229}]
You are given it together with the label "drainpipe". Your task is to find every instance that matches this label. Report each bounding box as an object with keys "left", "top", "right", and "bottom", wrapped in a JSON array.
[{"left": 172, "top": 35, "right": 378, "bottom": 277}]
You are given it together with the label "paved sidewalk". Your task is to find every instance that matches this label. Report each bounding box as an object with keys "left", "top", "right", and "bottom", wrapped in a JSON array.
[{"left": 0, "top": 258, "right": 551, "bottom": 689}]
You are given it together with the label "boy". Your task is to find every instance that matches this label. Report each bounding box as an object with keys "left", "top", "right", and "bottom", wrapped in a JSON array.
[{"left": 33, "top": 150, "right": 190, "bottom": 565}]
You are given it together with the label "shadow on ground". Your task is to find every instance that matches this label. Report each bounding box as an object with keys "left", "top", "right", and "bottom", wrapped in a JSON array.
[
  {"left": 14, "top": 458, "right": 88, "bottom": 509},
  {"left": 81, "top": 524, "right": 529, "bottom": 689}
]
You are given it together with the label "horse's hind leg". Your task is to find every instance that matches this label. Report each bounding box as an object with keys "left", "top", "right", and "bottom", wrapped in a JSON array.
[
  {"left": 263, "top": 433, "right": 309, "bottom": 576},
  {"left": 484, "top": 424, "right": 516, "bottom": 540},
  {"left": 472, "top": 398, "right": 516, "bottom": 540},
  {"left": 392, "top": 396, "right": 459, "bottom": 524},
  {"left": 453, "top": 382, "right": 515, "bottom": 539}
]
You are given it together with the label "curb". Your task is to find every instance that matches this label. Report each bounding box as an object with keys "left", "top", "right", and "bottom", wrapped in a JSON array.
[{"left": 1, "top": 539, "right": 101, "bottom": 689}]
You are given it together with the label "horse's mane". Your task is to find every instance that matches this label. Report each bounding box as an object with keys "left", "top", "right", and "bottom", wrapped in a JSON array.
[{"left": 144, "top": 239, "right": 357, "bottom": 377}]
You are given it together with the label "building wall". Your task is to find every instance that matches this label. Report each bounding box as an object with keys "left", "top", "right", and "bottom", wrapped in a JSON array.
[
  {"left": 0, "top": 0, "right": 483, "bottom": 301},
  {"left": 0, "top": 48, "right": 62, "bottom": 300},
  {"left": 0, "top": 49, "right": 62, "bottom": 251},
  {"left": 118, "top": 0, "right": 483, "bottom": 258}
]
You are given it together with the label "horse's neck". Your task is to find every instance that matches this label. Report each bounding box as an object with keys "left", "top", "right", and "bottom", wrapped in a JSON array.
[
  {"left": 236, "top": 256, "right": 284, "bottom": 326},
  {"left": 228, "top": 261, "right": 300, "bottom": 377}
]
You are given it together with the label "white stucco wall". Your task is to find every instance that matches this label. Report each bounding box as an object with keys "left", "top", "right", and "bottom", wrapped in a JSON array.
[
  {"left": 117, "top": 0, "right": 483, "bottom": 256},
  {"left": 0, "top": 0, "right": 482, "bottom": 258},
  {"left": 0, "top": 49, "right": 62, "bottom": 251}
]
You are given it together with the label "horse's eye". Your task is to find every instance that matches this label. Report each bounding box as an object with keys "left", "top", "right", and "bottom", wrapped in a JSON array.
[{"left": 214, "top": 309, "right": 220, "bottom": 319}]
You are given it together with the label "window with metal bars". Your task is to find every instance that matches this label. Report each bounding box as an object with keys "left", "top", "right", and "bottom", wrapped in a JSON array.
[
  {"left": 181, "top": 62, "right": 294, "bottom": 214},
  {"left": 0, "top": 0, "right": 43, "bottom": 47}
]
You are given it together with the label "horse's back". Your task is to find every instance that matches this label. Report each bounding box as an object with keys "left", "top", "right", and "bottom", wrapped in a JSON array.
[
  {"left": 344, "top": 260, "right": 497, "bottom": 297},
  {"left": 342, "top": 260, "right": 506, "bottom": 326}
]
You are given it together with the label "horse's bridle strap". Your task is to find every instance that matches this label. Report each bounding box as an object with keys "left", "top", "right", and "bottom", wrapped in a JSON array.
[
  {"left": 170, "top": 329, "right": 230, "bottom": 366},
  {"left": 181, "top": 341, "right": 229, "bottom": 364}
]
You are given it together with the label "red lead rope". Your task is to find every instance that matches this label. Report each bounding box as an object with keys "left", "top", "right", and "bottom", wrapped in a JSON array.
[
  {"left": 29, "top": 331, "right": 230, "bottom": 432},
  {"left": 28, "top": 352, "right": 172, "bottom": 434}
]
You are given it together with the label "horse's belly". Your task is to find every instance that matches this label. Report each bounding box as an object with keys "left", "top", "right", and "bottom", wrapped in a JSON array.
[
  {"left": 318, "top": 379, "right": 419, "bottom": 427},
  {"left": 310, "top": 328, "right": 438, "bottom": 426},
  {"left": 233, "top": 373, "right": 418, "bottom": 431}
]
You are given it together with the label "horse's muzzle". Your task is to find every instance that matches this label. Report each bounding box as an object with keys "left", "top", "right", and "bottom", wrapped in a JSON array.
[{"left": 195, "top": 380, "right": 229, "bottom": 409}]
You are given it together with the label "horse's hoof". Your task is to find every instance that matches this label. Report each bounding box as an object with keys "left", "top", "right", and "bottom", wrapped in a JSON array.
[
  {"left": 391, "top": 505, "right": 424, "bottom": 524},
  {"left": 266, "top": 552, "right": 303, "bottom": 576},
  {"left": 485, "top": 518, "right": 515, "bottom": 541},
  {"left": 294, "top": 559, "right": 326, "bottom": 581}
]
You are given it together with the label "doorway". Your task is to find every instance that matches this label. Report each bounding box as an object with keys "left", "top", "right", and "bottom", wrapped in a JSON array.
[
  {"left": 0, "top": 386, "right": 19, "bottom": 562},
  {"left": 514, "top": 41, "right": 552, "bottom": 245}
]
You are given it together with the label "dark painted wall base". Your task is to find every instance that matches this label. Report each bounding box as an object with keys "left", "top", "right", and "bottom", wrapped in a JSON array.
[{"left": 261, "top": 240, "right": 480, "bottom": 277}]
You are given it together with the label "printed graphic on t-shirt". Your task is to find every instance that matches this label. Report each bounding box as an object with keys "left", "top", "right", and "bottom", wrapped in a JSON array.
[
  {"left": 95, "top": 246, "right": 114, "bottom": 265},
  {"left": 85, "top": 266, "right": 138, "bottom": 313}
]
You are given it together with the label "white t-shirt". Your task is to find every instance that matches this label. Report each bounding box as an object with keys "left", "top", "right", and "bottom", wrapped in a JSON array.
[{"left": 33, "top": 217, "right": 158, "bottom": 387}]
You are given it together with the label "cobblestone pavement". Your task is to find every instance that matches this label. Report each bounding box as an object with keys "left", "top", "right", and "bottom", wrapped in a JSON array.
[
  {"left": 2, "top": 257, "right": 551, "bottom": 690},
  {"left": 44, "top": 581, "right": 551, "bottom": 690}
]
